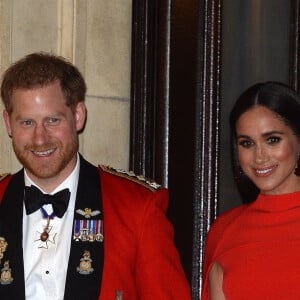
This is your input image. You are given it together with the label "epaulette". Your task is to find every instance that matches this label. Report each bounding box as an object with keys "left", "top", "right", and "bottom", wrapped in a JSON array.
[
  {"left": 99, "top": 165, "right": 162, "bottom": 192},
  {"left": 0, "top": 173, "right": 9, "bottom": 182}
]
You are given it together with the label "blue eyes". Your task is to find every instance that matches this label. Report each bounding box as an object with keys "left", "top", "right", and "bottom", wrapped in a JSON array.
[
  {"left": 20, "top": 118, "right": 60, "bottom": 127},
  {"left": 22, "top": 120, "right": 33, "bottom": 126},
  {"left": 47, "top": 118, "right": 60, "bottom": 124}
]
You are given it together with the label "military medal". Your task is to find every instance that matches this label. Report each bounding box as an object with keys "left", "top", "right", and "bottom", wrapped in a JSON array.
[
  {"left": 34, "top": 208, "right": 57, "bottom": 249},
  {"left": 40, "top": 217, "right": 51, "bottom": 241},
  {"left": 73, "top": 219, "right": 103, "bottom": 242}
]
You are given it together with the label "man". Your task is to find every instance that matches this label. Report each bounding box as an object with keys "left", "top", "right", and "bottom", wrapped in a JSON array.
[{"left": 0, "top": 53, "right": 191, "bottom": 299}]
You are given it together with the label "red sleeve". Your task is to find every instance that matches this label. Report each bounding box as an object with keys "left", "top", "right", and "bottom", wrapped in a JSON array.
[
  {"left": 99, "top": 168, "right": 191, "bottom": 300},
  {"left": 135, "top": 188, "right": 191, "bottom": 299}
]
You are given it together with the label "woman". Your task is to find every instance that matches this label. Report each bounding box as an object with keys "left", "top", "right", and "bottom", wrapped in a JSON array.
[{"left": 201, "top": 82, "right": 300, "bottom": 299}]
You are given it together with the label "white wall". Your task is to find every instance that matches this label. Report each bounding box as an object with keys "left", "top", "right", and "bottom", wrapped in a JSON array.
[{"left": 0, "top": 0, "right": 132, "bottom": 173}]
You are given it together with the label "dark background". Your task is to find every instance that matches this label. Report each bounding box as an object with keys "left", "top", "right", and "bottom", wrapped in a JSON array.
[{"left": 130, "top": 1, "right": 297, "bottom": 299}]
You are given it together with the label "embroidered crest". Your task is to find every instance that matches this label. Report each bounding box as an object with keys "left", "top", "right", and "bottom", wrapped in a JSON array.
[
  {"left": 76, "top": 250, "right": 94, "bottom": 275},
  {"left": 99, "top": 165, "right": 162, "bottom": 192},
  {"left": 0, "top": 261, "right": 13, "bottom": 285},
  {"left": 0, "top": 237, "right": 8, "bottom": 265},
  {"left": 73, "top": 219, "right": 104, "bottom": 242},
  {"left": 76, "top": 208, "right": 101, "bottom": 218}
]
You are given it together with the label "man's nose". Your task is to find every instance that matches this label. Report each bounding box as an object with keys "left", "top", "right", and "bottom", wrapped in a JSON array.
[{"left": 32, "top": 123, "right": 48, "bottom": 144}]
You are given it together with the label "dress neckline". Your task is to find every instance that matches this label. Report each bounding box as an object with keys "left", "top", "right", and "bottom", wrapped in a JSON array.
[{"left": 254, "top": 191, "right": 300, "bottom": 212}]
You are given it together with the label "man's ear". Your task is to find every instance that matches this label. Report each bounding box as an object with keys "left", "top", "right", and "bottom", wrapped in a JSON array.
[
  {"left": 75, "top": 102, "right": 87, "bottom": 131},
  {"left": 3, "top": 110, "right": 12, "bottom": 137}
]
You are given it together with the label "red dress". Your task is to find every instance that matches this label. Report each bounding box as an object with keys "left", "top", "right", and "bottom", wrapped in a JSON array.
[{"left": 201, "top": 191, "right": 300, "bottom": 300}]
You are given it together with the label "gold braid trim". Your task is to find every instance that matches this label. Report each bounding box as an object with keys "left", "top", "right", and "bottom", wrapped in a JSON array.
[
  {"left": 99, "top": 165, "right": 162, "bottom": 193},
  {"left": 0, "top": 173, "right": 9, "bottom": 182}
]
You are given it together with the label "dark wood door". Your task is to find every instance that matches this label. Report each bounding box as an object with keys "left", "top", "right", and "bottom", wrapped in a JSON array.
[{"left": 130, "top": 1, "right": 299, "bottom": 299}]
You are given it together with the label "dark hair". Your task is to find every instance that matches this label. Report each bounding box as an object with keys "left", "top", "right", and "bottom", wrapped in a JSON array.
[
  {"left": 1, "top": 52, "right": 86, "bottom": 114},
  {"left": 229, "top": 81, "right": 300, "bottom": 202}
]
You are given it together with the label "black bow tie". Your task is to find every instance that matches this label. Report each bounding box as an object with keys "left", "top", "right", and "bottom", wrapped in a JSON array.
[{"left": 24, "top": 185, "right": 71, "bottom": 218}]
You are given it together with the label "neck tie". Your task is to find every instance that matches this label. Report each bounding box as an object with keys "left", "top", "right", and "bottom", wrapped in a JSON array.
[{"left": 24, "top": 185, "right": 71, "bottom": 218}]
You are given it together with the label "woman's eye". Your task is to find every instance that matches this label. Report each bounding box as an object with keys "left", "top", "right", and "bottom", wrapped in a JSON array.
[
  {"left": 238, "top": 140, "right": 253, "bottom": 148},
  {"left": 267, "top": 136, "right": 281, "bottom": 144}
]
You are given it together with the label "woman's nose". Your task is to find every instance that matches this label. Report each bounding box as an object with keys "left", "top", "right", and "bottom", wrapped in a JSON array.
[{"left": 254, "top": 145, "right": 268, "bottom": 164}]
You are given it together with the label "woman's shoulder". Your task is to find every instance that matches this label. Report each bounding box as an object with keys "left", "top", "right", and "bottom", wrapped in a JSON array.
[
  {"left": 205, "top": 203, "right": 250, "bottom": 249},
  {"left": 213, "top": 204, "right": 248, "bottom": 228}
]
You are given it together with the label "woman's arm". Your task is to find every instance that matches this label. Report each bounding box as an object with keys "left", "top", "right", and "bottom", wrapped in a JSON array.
[{"left": 208, "top": 262, "right": 226, "bottom": 300}]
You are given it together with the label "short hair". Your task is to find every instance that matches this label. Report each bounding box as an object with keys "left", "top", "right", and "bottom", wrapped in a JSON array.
[
  {"left": 1, "top": 52, "right": 86, "bottom": 114},
  {"left": 229, "top": 81, "right": 300, "bottom": 202}
]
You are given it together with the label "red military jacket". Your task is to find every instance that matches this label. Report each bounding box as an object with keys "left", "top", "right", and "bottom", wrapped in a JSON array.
[{"left": 0, "top": 156, "right": 191, "bottom": 300}]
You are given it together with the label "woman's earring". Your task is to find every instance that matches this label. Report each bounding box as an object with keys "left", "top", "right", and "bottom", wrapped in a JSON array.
[
  {"left": 234, "top": 167, "right": 244, "bottom": 183},
  {"left": 294, "top": 156, "right": 300, "bottom": 176}
]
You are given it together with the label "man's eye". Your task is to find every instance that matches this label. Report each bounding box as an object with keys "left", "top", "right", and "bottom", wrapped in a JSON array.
[
  {"left": 47, "top": 118, "right": 60, "bottom": 125},
  {"left": 238, "top": 140, "right": 253, "bottom": 148},
  {"left": 21, "top": 120, "right": 33, "bottom": 126}
]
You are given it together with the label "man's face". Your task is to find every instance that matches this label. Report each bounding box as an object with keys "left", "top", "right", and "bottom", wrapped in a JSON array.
[{"left": 3, "top": 81, "right": 86, "bottom": 190}]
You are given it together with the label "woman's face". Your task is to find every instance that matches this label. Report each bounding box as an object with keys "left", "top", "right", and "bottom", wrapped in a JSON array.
[{"left": 236, "top": 105, "right": 300, "bottom": 195}]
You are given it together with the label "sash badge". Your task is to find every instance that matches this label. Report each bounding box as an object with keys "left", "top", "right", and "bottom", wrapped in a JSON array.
[
  {"left": 0, "top": 261, "right": 13, "bottom": 285},
  {"left": 76, "top": 250, "right": 94, "bottom": 275}
]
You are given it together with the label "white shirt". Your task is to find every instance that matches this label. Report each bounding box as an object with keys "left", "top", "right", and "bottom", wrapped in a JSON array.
[{"left": 22, "top": 154, "right": 80, "bottom": 300}]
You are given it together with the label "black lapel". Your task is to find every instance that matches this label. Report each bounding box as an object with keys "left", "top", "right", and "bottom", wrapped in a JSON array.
[
  {"left": 64, "top": 156, "right": 104, "bottom": 300},
  {"left": 0, "top": 170, "right": 25, "bottom": 300}
]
